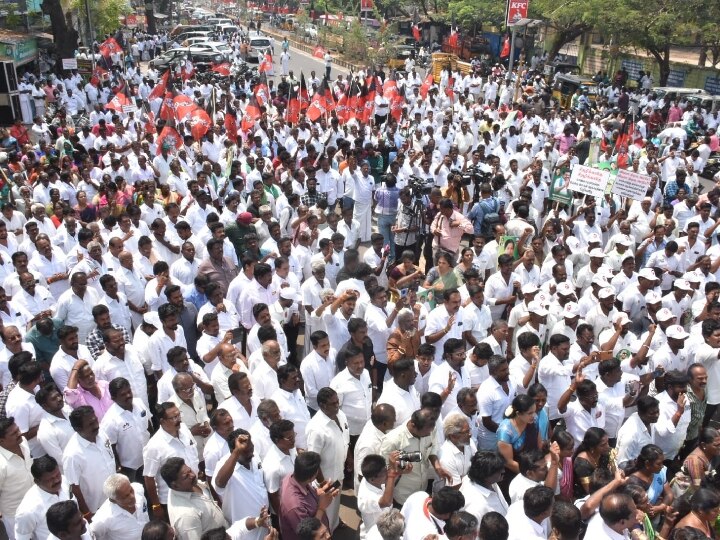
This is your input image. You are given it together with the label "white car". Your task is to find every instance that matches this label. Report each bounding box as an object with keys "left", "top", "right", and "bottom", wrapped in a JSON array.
[
  {"left": 302, "top": 24, "right": 319, "bottom": 39},
  {"left": 247, "top": 36, "right": 274, "bottom": 63}
]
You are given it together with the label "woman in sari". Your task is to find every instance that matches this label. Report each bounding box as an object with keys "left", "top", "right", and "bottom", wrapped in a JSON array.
[
  {"left": 573, "top": 427, "right": 613, "bottom": 498},
  {"left": 496, "top": 394, "right": 540, "bottom": 476},
  {"left": 626, "top": 444, "right": 674, "bottom": 520},
  {"left": 673, "top": 428, "right": 720, "bottom": 498}
]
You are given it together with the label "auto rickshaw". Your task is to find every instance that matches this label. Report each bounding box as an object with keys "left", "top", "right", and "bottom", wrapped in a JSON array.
[{"left": 552, "top": 73, "right": 598, "bottom": 109}]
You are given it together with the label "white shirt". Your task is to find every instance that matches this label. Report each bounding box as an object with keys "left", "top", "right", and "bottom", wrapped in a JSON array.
[
  {"left": 37, "top": 410, "right": 74, "bottom": 470},
  {"left": 148, "top": 327, "right": 187, "bottom": 372},
  {"left": 217, "top": 395, "right": 260, "bottom": 432},
  {"left": 212, "top": 455, "right": 269, "bottom": 533},
  {"left": 54, "top": 288, "right": 101, "bottom": 341},
  {"left": 306, "top": 409, "right": 350, "bottom": 482},
  {"left": 459, "top": 476, "right": 508, "bottom": 522},
  {"left": 100, "top": 400, "right": 151, "bottom": 469},
  {"left": 437, "top": 439, "right": 476, "bottom": 488},
  {"left": 62, "top": 432, "right": 117, "bottom": 512},
  {"left": 94, "top": 346, "right": 148, "bottom": 407},
  {"left": 0, "top": 438, "right": 33, "bottom": 520},
  {"left": 5, "top": 386, "right": 45, "bottom": 457},
  {"left": 14, "top": 475, "right": 73, "bottom": 540},
  {"left": 400, "top": 491, "right": 446, "bottom": 540},
  {"left": 49, "top": 345, "right": 95, "bottom": 391},
  {"left": 425, "top": 306, "right": 465, "bottom": 364},
  {"left": 90, "top": 482, "right": 149, "bottom": 540},
  {"left": 562, "top": 400, "right": 606, "bottom": 448},
  {"left": 330, "top": 368, "right": 372, "bottom": 435},
  {"left": 364, "top": 304, "right": 395, "bottom": 365},
  {"left": 476, "top": 376, "right": 517, "bottom": 449},
  {"left": 142, "top": 425, "right": 199, "bottom": 504},
  {"left": 300, "top": 349, "right": 337, "bottom": 410},
  {"left": 262, "top": 445, "right": 296, "bottom": 496},
  {"left": 203, "top": 431, "right": 229, "bottom": 480},
  {"left": 376, "top": 379, "right": 421, "bottom": 428},
  {"left": 615, "top": 412, "right": 655, "bottom": 467},
  {"left": 537, "top": 352, "right": 573, "bottom": 420},
  {"left": 428, "top": 361, "right": 472, "bottom": 417},
  {"left": 506, "top": 500, "right": 548, "bottom": 540},
  {"left": 270, "top": 388, "right": 311, "bottom": 450},
  {"left": 357, "top": 479, "right": 384, "bottom": 539},
  {"left": 655, "top": 390, "right": 691, "bottom": 460}
]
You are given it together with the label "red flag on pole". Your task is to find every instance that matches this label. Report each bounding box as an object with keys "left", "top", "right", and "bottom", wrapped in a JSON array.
[
  {"left": 242, "top": 96, "right": 261, "bottom": 132},
  {"left": 99, "top": 37, "right": 122, "bottom": 59},
  {"left": 159, "top": 91, "right": 176, "bottom": 122},
  {"left": 307, "top": 92, "right": 327, "bottom": 122},
  {"left": 412, "top": 24, "right": 421, "bottom": 42},
  {"left": 254, "top": 74, "right": 270, "bottom": 107},
  {"left": 448, "top": 27, "right": 459, "bottom": 48},
  {"left": 105, "top": 92, "right": 131, "bottom": 112},
  {"left": 420, "top": 73, "right": 434, "bottom": 99},
  {"left": 313, "top": 46, "right": 326, "bottom": 59},
  {"left": 299, "top": 73, "right": 310, "bottom": 110},
  {"left": 173, "top": 94, "right": 196, "bottom": 122},
  {"left": 155, "top": 125, "right": 183, "bottom": 154},
  {"left": 189, "top": 108, "right": 212, "bottom": 141},
  {"left": 259, "top": 53, "right": 273, "bottom": 73},
  {"left": 149, "top": 71, "right": 169, "bottom": 100},
  {"left": 390, "top": 87, "right": 405, "bottom": 121},
  {"left": 211, "top": 63, "right": 232, "bottom": 76},
  {"left": 500, "top": 35, "right": 510, "bottom": 58},
  {"left": 143, "top": 110, "right": 156, "bottom": 134},
  {"left": 287, "top": 86, "right": 301, "bottom": 124}
]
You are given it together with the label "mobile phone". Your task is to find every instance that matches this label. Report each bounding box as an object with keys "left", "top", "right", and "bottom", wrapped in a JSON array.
[
  {"left": 400, "top": 288, "right": 408, "bottom": 299},
  {"left": 597, "top": 350, "right": 613, "bottom": 361},
  {"left": 331, "top": 480, "right": 341, "bottom": 490},
  {"left": 653, "top": 368, "right": 664, "bottom": 378},
  {"left": 231, "top": 328, "right": 244, "bottom": 344}
]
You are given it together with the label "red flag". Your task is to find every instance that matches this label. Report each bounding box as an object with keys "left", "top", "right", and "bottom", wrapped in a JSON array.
[
  {"left": 241, "top": 96, "right": 261, "bottom": 132},
  {"left": 211, "top": 63, "right": 231, "bottom": 76},
  {"left": 334, "top": 93, "right": 349, "bottom": 124},
  {"left": 448, "top": 27, "right": 459, "bottom": 48},
  {"left": 287, "top": 86, "right": 301, "bottom": 124},
  {"left": 259, "top": 53, "right": 273, "bottom": 73},
  {"left": 319, "top": 78, "right": 335, "bottom": 112},
  {"left": 155, "top": 125, "right": 182, "bottom": 154},
  {"left": 105, "top": 92, "right": 131, "bottom": 112},
  {"left": 500, "top": 35, "right": 510, "bottom": 58},
  {"left": 173, "top": 94, "right": 196, "bottom": 122},
  {"left": 383, "top": 80, "right": 398, "bottom": 99},
  {"left": 144, "top": 110, "right": 156, "bottom": 134},
  {"left": 420, "top": 73, "right": 434, "bottom": 99},
  {"left": 313, "top": 46, "right": 326, "bottom": 59},
  {"left": 181, "top": 59, "right": 195, "bottom": 81},
  {"left": 390, "top": 86, "right": 405, "bottom": 121},
  {"left": 159, "top": 91, "right": 176, "bottom": 122},
  {"left": 446, "top": 77, "right": 455, "bottom": 98},
  {"left": 299, "top": 73, "right": 310, "bottom": 111},
  {"left": 307, "top": 91, "right": 327, "bottom": 122},
  {"left": 90, "top": 66, "right": 108, "bottom": 86},
  {"left": 189, "top": 108, "right": 212, "bottom": 141},
  {"left": 254, "top": 74, "right": 270, "bottom": 107},
  {"left": 224, "top": 105, "right": 239, "bottom": 142},
  {"left": 412, "top": 24, "right": 420, "bottom": 42},
  {"left": 149, "top": 71, "right": 169, "bottom": 100},
  {"left": 99, "top": 37, "right": 122, "bottom": 59}
]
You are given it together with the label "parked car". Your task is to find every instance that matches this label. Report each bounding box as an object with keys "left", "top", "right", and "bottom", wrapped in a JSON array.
[
  {"left": 149, "top": 48, "right": 226, "bottom": 71},
  {"left": 247, "top": 36, "right": 274, "bottom": 63},
  {"left": 301, "top": 23, "right": 319, "bottom": 39}
]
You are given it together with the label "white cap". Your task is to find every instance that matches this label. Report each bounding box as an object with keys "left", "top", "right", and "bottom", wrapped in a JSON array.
[
  {"left": 644, "top": 291, "right": 662, "bottom": 304},
  {"left": 683, "top": 271, "right": 702, "bottom": 284},
  {"left": 589, "top": 248, "right": 606, "bottom": 259},
  {"left": 143, "top": 312, "right": 160, "bottom": 328},
  {"left": 666, "top": 325, "right": 689, "bottom": 340},
  {"left": 616, "top": 235, "right": 633, "bottom": 246},
  {"left": 556, "top": 282, "right": 575, "bottom": 296},
  {"left": 279, "top": 287, "right": 301, "bottom": 302},
  {"left": 587, "top": 233, "right": 602, "bottom": 245},
  {"left": 565, "top": 237, "right": 581, "bottom": 251},
  {"left": 598, "top": 287, "right": 616, "bottom": 299},
  {"left": 621, "top": 252, "right": 636, "bottom": 263},
  {"left": 613, "top": 312, "right": 631, "bottom": 326},
  {"left": 528, "top": 301, "right": 548, "bottom": 316},
  {"left": 592, "top": 275, "right": 610, "bottom": 287},
  {"left": 564, "top": 302, "right": 580, "bottom": 318},
  {"left": 522, "top": 283, "right": 539, "bottom": 295},
  {"left": 639, "top": 268, "right": 659, "bottom": 281},
  {"left": 655, "top": 308, "right": 675, "bottom": 322},
  {"left": 674, "top": 279, "right": 693, "bottom": 292}
]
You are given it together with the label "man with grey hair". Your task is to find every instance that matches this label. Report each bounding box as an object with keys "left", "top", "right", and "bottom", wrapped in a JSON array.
[
  {"left": 437, "top": 413, "right": 475, "bottom": 489},
  {"left": 367, "top": 508, "right": 405, "bottom": 540},
  {"left": 90, "top": 473, "right": 149, "bottom": 539},
  {"left": 254, "top": 340, "right": 283, "bottom": 399},
  {"left": 249, "top": 399, "right": 281, "bottom": 457},
  {"left": 169, "top": 372, "right": 211, "bottom": 456},
  {"left": 69, "top": 240, "right": 108, "bottom": 294}
]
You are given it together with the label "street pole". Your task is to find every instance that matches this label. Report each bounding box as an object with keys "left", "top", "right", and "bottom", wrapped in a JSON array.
[
  {"left": 507, "top": 25, "right": 517, "bottom": 74},
  {"left": 84, "top": 0, "right": 94, "bottom": 44}
]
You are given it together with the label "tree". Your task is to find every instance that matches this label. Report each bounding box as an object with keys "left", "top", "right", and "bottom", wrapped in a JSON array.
[
  {"left": 447, "top": 0, "right": 504, "bottom": 30},
  {"left": 41, "top": 0, "right": 79, "bottom": 70},
  {"left": 596, "top": 0, "right": 696, "bottom": 85}
]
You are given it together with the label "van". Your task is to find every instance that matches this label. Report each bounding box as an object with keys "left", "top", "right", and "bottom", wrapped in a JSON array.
[{"left": 651, "top": 87, "right": 710, "bottom": 103}]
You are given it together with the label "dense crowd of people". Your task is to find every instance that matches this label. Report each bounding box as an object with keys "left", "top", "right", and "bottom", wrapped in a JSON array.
[{"left": 1, "top": 18, "right": 720, "bottom": 540}]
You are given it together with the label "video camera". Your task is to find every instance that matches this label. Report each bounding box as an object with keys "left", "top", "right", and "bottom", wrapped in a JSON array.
[{"left": 453, "top": 166, "right": 492, "bottom": 187}]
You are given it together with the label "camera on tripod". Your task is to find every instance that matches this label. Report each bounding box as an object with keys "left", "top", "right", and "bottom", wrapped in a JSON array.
[
  {"left": 457, "top": 166, "right": 492, "bottom": 187},
  {"left": 408, "top": 175, "right": 432, "bottom": 200}
]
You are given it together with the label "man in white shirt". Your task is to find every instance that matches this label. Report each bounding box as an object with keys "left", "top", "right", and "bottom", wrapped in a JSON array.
[
  {"left": 400, "top": 486, "right": 465, "bottom": 540},
  {"left": 585, "top": 493, "right": 639, "bottom": 540},
  {"left": 476, "top": 356, "right": 517, "bottom": 450},
  {"left": 376, "top": 358, "right": 420, "bottom": 428},
  {"left": 506, "top": 485, "right": 554, "bottom": 540},
  {"left": 615, "top": 396, "right": 659, "bottom": 468},
  {"left": 89, "top": 474, "right": 149, "bottom": 539},
  {"left": 654, "top": 369, "right": 692, "bottom": 461},
  {"left": 428, "top": 338, "right": 472, "bottom": 418},
  {"left": 425, "top": 289, "right": 465, "bottom": 364},
  {"left": 330, "top": 345, "right": 372, "bottom": 441},
  {"left": 300, "top": 330, "right": 337, "bottom": 413}
]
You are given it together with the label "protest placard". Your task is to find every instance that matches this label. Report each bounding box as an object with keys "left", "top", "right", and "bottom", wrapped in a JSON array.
[
  {"left": 611, "top": 169, "right": 652, "bottom": 201},
  {"left": 568, "top": 165, "right": 610, "bottom": 198},
  {"left": 61, "top": 58, "right": 78, "bottom": 70}
]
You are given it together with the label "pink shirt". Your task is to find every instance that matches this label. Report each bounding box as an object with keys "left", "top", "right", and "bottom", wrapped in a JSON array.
[{"left": 64, "top": 379, "right": 113, "bottom": 421}]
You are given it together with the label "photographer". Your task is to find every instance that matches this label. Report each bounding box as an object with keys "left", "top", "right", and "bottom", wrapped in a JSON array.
[
  {"left": 468, "top": 182, "right": 502, "bottom": 240},
  {"left": 380, "top": 408, "right": 453, "bottom": 506},
  {"left": 391, "top": 188, "right": 421, "bottom": 260},
  {"left": 441, "top": 173, "right": 470, "bottom": 210}
]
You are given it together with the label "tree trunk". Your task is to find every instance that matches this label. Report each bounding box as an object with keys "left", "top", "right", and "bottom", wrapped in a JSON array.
[
  {"left": 698, "top": 47, "right": 707, "bottom": 67},
  {"left": 41, "top": 0, "right": 79, "bottom": 72},
  {"left": 546, "top": 24, "right": 589, "bottom": 62},
  {"left": 649, "top": 43, "right": 670, "bottom": 85},
  {"left": 145, "top": 1, "right": 156, "bottom": 34}
]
